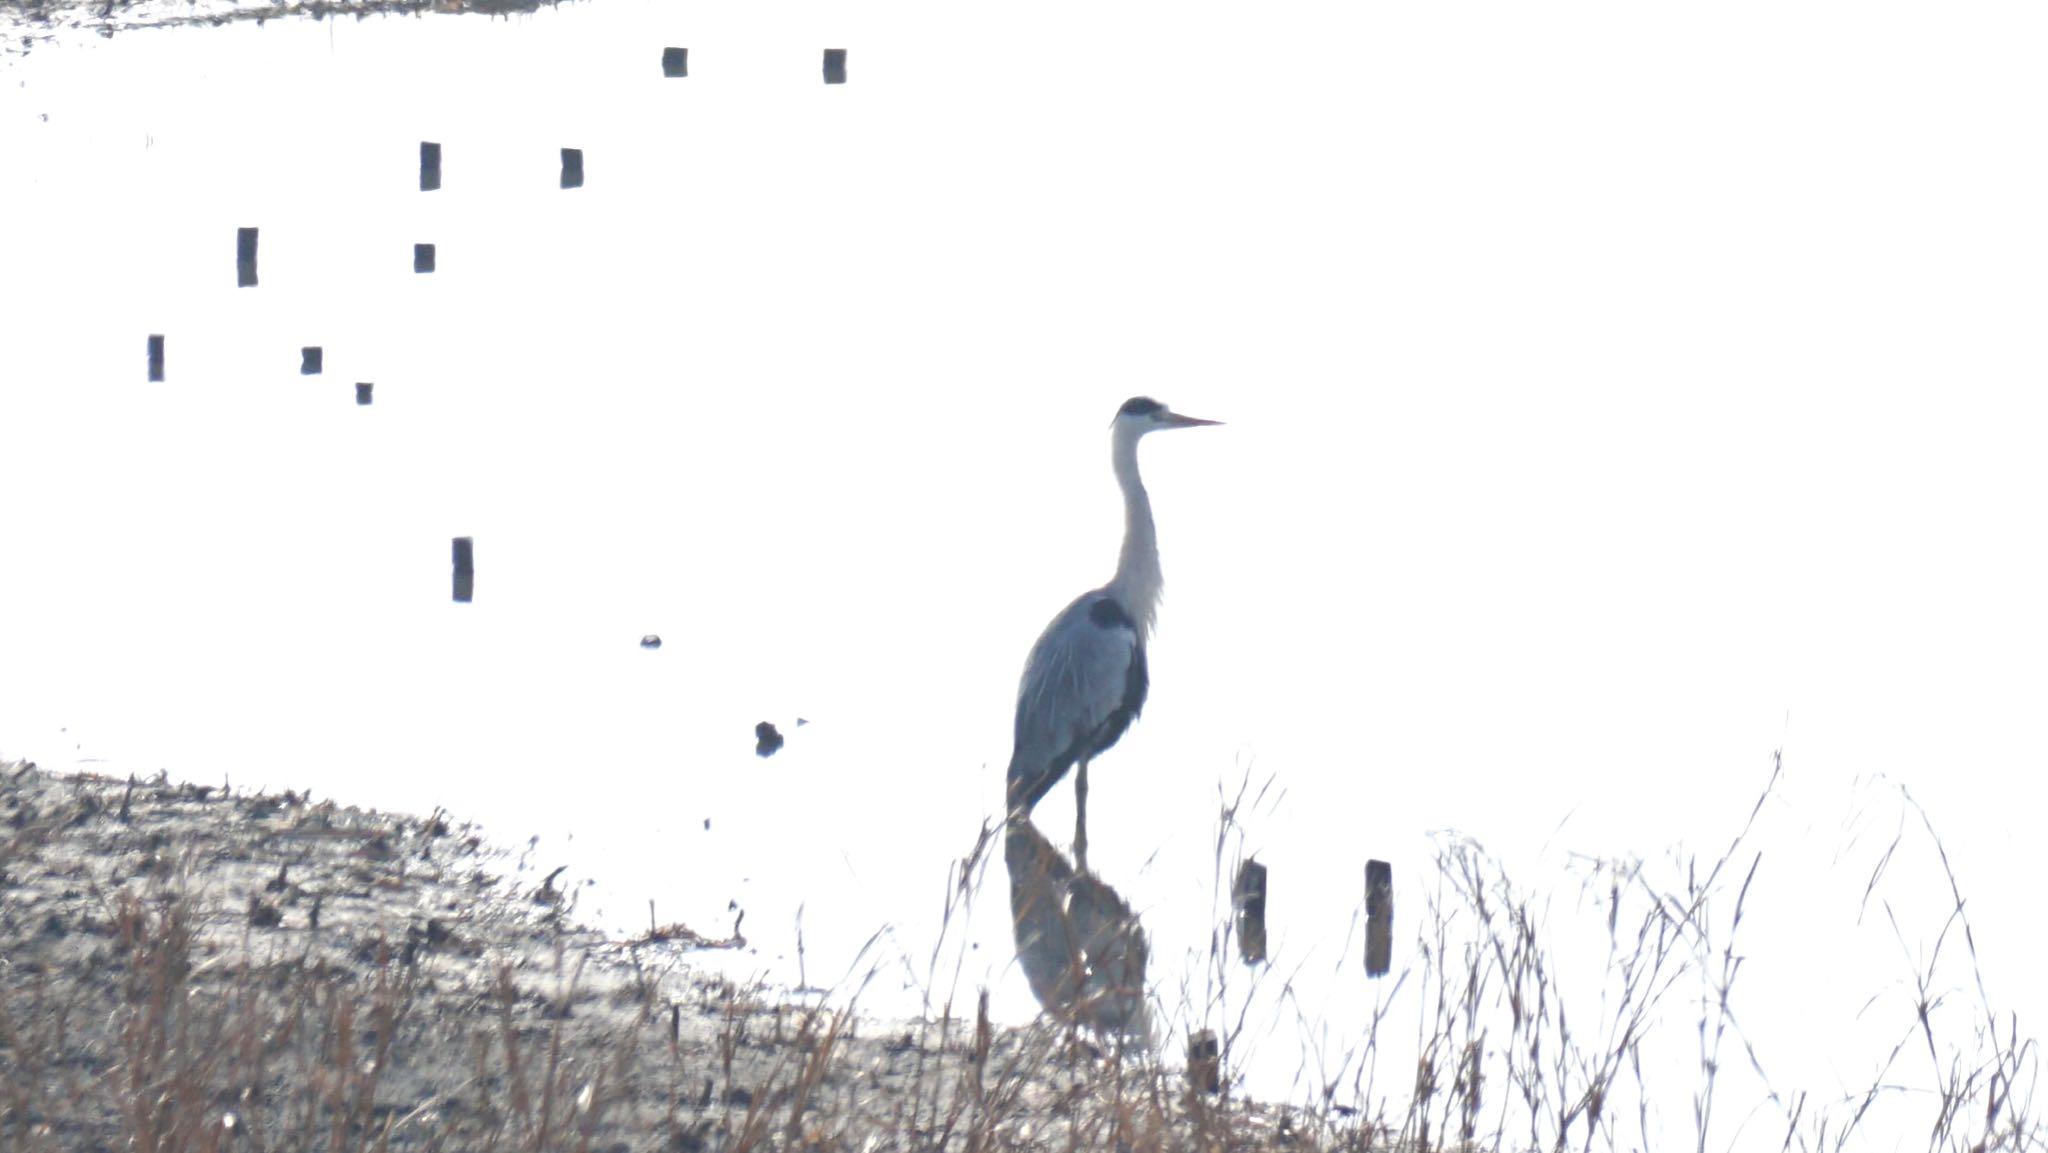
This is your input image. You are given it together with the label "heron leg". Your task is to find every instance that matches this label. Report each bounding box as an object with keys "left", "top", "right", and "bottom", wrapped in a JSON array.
[{"left": 1074, "top": 759, "right": 1090, "bottom": 873}]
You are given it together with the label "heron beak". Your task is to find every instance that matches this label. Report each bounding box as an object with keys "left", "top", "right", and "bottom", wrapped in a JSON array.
[{"left": 1164, "top": 412, "right": 1223, "bottom": 428}]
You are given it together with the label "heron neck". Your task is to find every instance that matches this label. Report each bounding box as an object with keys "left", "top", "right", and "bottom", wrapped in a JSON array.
[{"left": 1107, "top": 429, "right": 1161, "bottom": 637}]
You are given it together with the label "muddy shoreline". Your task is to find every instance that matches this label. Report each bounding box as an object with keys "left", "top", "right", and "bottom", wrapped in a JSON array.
[
  {"left": 1, "top": 0, "right": 575, "bottom": 57},
  {"left": 0, "top": 759, "right": 1307, "bottom": 1150}
]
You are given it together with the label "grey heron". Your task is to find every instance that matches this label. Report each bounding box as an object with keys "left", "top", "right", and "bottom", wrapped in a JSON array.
[{"left": 1005, "top": 396, "right": 1220, "bottom": 871}]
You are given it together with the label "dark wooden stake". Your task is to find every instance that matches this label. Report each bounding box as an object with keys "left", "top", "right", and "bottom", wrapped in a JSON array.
[
  {"left": 355, "top": 382, "right": 373, "bottom": 405},
  {"left": 822, "top": 48, "right": 847, "bottom": 84},
  {"left": 420, "top": 141, "right": 442, "bottom": 191},
  {"left": 300, "top": 347, "right": 323, "bottom": 375},
  {"left": 236, "top": 227, "right": 259, "bottom": 287},
  {"left": 661, "top": 47, "right": 688, "bottom": 77},
  {"left": 560, "top": 148, "right": 584, "bottom": 190},
  {"left": 451, "top": 537, "right": 474, "bottom": 603},
  {"left": 147, "top": 334, "right": 165, "bottom": 382},
  {"left": 1233, "top": 859, "right": 1268, "bottom": 965},
  {"left": 1365, "top": 859, "right": 1393, "bottom": 978},
  {"left": 414, "top": 243, "right": 436, "bottom": 273},
  {"left": 1186, "top": 1030, "right": 1220, "bottom": 1095}
]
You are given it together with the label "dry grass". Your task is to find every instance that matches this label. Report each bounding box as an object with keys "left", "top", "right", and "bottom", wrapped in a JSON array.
[{"left": 1, "top": 754, "right": 2039, "bottom": 1152}]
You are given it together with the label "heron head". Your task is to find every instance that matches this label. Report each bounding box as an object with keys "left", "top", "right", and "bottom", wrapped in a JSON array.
[{"left": 1113, "top": 396, "right": 1223, "bottom": 434}]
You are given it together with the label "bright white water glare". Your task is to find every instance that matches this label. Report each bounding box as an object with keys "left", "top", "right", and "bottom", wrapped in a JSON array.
[{"left": 3, "top": 2, "right": 2046, "bottom": 1142}]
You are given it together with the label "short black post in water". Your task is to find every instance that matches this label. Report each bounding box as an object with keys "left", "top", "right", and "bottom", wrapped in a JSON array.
[
  {"left": 1364, "top": 859, "right": 1393, "bottom": 978},
  {"left": 300, "top": 347, "right": 323, "bottom": 375},
  {"left": 414, "top": 243, "right": 435, "bottom": 273},
  {"left": 661, "top": 47, "right": 688, "bottom": 77},
  {"left": 822, "top": 48, "right": 847, "bottom": 84},
  {"left": 560, "top": 148, "right": 583, "bottom": 189},
  {"left": 420, "top": 141, "right": 442, "bottom": 191},
  {"left": 1186, "top": 1030, "right": 1220, "bottom": 1095},
  {"left": 451, "top": 537, "right": 474, "bottom": 603},
  {"left": 355, "top": 382, "right": 373, "bottom": 406},
  {"left": 236, "top": 227, "right": 259, "bottom": 287},
  {"left": 1233, "top": 859, "right": 1268, "bottom": 965},
  {"left": 146, "top": 334, "right": 165, "bottom": 382}
]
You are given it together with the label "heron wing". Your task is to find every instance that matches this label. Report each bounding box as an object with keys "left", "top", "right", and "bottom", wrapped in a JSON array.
[{"left": 1006, "top": 590, "right": 1149, "bottom": 813}]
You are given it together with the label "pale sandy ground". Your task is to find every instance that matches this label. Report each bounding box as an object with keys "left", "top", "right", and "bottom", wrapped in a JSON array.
[
  {"left": 0, "top": 0, "right": 569, "bottom": 57},
  {"left": 0, "top": 759, "right": 1312, "bottom": 1151}
]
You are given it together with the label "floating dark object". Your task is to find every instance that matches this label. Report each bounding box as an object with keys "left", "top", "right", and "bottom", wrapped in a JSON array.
[
  {"left": 754, "top": 721, "right": 783, "bottom": 758},
  {"left": 146, "top": 334, "right": 164, "bottom": 382},
  {"left": 247, "top": 895, "right": 282, "bottom": 929},
  {"left": 822, "top": 48, "right": 847, "bottom": 84},
  {"left": 355, "top": 382, "right": 373, "bottom": 406},
  {"left": 1187, "top": 1030, "right": 1221, "bottom": 1095},
  {"left": 300, "top": 347, "right": 322, "bottom": 375},
  {"left": 1365, "top": 859, "right": 1393, "bottom": 977},
  {"left": 420, "top": 140, "right": 441, "bottom": 191},
  {"left": 639, "top": 634, "right": 662, "bottom": 649},
  {"left": 236, "top": 227, "right": 259, "bottom": 287},
  {"left": 414, "top": 243, "right": 435, "bottom": 273},
  {"left": 1233, "top": 859, "right": 1268, "bottom": 965},
  {"left": 451, "top": 536, "right": 474, "bottom": 603},
  {"left": 661, "top": 47, "right": 688, "bottom": 77},
  {"left": 560, "top": 147, "right": 583, "bottom": 189}
]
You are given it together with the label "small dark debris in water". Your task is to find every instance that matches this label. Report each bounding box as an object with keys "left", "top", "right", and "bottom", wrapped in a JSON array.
[
  {"left": 754, "top": 722, "right": 783, "bottom": 758},
  {"left": 414, "top": 242, "right": 435, "bottom": 273},
  {"left": 661, "top": 46, "right": 687, "bottom": 77},
  {"left": 702, "top": 817, "right": 710, "bottom": 831},
  {"left": 420, "top": 140, "right": 441, "bottom": 191},
  {"left": 560, "top": 147, "right": 583, "bottom": 189},
  {"left": 794, "top": 717, "right": 809, "bottom": 727},
  {"left": 640, "top": 634, "right": 662, "bottom": 649},
  {"left": 247, "top": 895, "right": 282, "bottom": 929},
  {"left": 822, "top": 48, "right": 847, "bottom": 84},
  {"left": 300, "top": 347, "right": 322, "bottom": 375},
  {"left": 415, "top": 917, "right": 452, "bottom": 950},
  {"left": 146, "top": 334, "right": 164, "bottom": 381},
  {"left": 724, "top": 1087, "right": 753, "bottom": 1108},
  {"left": 356, "top": 382, "right": 373, "bottom": 405}
]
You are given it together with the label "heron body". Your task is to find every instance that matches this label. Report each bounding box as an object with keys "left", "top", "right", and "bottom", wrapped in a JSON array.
[
  {"left": 1007, "top": 589, "right": 1149, "bottom": 816},
  {"left": 1005, "top": 397, "right": 1219, "bottom": 869}
]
